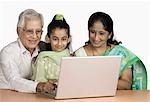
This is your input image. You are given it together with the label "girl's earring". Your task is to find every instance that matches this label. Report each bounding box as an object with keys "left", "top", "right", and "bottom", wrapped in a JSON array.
[
  {"left": 68, "top": 37, "right": 71, "bottom": 43},
  {"left": 45, "top": 35, "right": 50, "bottom": 43}
]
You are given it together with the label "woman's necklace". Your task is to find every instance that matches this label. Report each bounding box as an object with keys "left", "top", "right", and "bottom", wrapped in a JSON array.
[{"left": 91, "top": 45, "right": 110, "bottom": 56}]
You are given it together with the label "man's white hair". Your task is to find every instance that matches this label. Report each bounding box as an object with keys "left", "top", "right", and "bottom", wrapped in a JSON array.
[{"left": 17, "top": 9, "right": 44, "bottom": 28}]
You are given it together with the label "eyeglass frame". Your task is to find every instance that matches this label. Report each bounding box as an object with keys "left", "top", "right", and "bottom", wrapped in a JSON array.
[{"left": 22, "top": 28, "right": 43, "bottom": 36}]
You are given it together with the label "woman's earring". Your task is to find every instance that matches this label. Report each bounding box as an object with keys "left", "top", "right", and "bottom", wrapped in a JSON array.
[{"left": 108, "top": 33, "right": 112, "bottom": 39}]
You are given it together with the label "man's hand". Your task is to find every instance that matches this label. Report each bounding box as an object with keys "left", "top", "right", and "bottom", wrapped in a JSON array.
[{"left": 36, "top": 81, "right": 55, "bottom": 93}]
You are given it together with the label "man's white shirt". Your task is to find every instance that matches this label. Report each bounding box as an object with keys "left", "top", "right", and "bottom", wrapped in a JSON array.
[{"left": 0, "top": 39, "right": 39, "bottom": 93}]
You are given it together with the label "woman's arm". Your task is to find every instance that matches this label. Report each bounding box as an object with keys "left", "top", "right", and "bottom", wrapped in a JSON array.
[{"left": 117, "top": 68, "right": 132, "bottom": 90}]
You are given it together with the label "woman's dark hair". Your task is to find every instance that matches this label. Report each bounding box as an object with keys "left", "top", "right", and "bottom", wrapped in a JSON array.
[{"left": 87, "top": 12, "right": 121, "bottom": 45}]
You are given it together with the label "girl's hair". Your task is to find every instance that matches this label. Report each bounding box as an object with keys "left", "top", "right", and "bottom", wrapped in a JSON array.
[
  {"left": 87, "top": 12, "right": 121, "bottom": 45},
  {"left": 47, "top": 14, "right": 70, "bottom": 38},
  {"left": 46, "top": 14, "right": 72, "bottom": 51}
]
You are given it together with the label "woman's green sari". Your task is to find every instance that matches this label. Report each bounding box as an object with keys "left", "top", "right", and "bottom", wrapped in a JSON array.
[
  {"left": 32, "top": 49, "right": 70, "bottom": 82},
  {"left": 101, "top": 45, "right": 147, "bottom": 90}
]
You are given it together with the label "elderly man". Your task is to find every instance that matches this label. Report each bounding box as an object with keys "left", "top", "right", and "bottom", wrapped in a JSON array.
[{"left": 0, "top": 9, "right": 54, "bottom": 93}]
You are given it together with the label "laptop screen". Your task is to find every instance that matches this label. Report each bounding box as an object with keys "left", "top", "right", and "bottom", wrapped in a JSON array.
[{"left": 55, "top": 56, "right": 121, "bottom": 99}]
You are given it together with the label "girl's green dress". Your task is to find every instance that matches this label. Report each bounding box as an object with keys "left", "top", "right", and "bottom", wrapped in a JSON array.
[{"left": 32, "top": 49, "right": 70, "bottom": 82}]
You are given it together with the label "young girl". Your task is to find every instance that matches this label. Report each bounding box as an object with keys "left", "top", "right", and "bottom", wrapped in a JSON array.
[{"left": 32, "top": 14, "right": 71, "bottom": 91}]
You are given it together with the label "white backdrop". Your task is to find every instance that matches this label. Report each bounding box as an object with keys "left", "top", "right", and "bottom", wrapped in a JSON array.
[{"left": 0, "top": 0, "right": 149, "bottom": 89}]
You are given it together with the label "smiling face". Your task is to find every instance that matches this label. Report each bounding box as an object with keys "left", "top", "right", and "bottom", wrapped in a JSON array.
[
  {"left": 89, "top": 21, "right": 111, "bottom": 48},
  {"left": 49, "top": 28, "right": 70, "bottom": 52},
  {"left": 18, "top": 18, "right": 42, "bottom": 53}
]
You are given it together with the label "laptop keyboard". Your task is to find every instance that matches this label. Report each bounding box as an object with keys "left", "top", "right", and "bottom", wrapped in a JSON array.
[{"left": 41, "top": 89, "right": 57, "bottom": 98}]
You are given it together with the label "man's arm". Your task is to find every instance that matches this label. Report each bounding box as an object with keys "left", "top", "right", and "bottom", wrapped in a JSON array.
[
  {"left": 0, "top": 49, "right": 55, "bottom": 93},
  {"left": 0, "top": 48, "right": 38, "bottom": 93},
  {"left": 0, "top": 59, "right": 38, "bottom": 93}
]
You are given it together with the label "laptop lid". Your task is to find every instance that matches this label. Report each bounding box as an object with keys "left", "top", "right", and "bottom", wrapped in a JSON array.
[{"left": 55, "top": 56, "right": 121, "bottom": 99}]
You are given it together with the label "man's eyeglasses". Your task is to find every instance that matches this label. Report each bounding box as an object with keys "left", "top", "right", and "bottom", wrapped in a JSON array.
[{"left": 23, "top": 28, "right": 43, "bottom": 36}]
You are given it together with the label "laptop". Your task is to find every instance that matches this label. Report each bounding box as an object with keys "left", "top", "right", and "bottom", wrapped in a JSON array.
[{"left": 42, "top": 56, "right": 121, "bottom": 99}]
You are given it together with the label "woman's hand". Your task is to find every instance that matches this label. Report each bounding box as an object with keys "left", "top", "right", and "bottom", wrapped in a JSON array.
[{"left": 117, "top": 68, "right": 132, "bottom": 90}]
